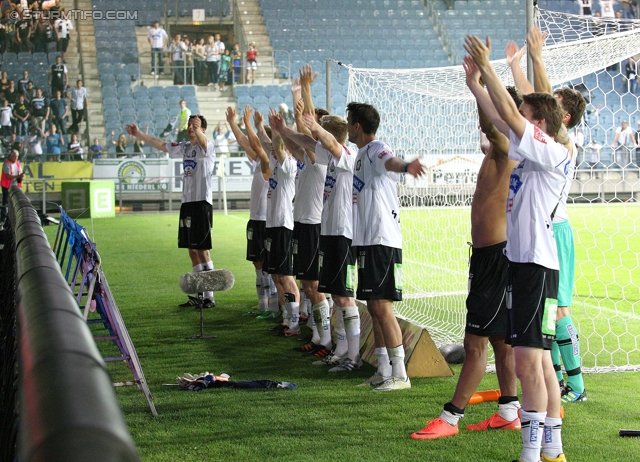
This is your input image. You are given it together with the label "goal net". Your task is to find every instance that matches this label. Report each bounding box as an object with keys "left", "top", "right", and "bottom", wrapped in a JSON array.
[{"left": 342, "top": 7, "right": 640, "bottom": 372}]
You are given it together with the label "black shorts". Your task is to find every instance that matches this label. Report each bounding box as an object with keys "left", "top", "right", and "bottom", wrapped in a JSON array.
[
  {"left": 505, "top": 261, "right": 559, "bottom": 350},
  {"left": 57, "top": 36, "right": 70, "bottom": 53},
  {"left": 355, "top": 245, "right": 402, "bottom": 301},
  {"left": 293, "top": 222, "right": 321, "bottom": 281},
  {"left": 318, "top": 235, "right": 356, "bottom": 297},
  {"left": 265, "top": 226, "right": 294, "bottom": 276},
  {"left": 466, "top": 242, "right": 509, "bottom": 337},
  {"left": 246, "top": 219, "right": 266, "bottom": 263},
  {"left": 178, "top": 200, "right": 213, "bottom": 250}
]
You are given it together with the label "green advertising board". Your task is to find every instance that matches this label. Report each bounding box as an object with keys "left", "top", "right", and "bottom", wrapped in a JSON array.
[{"left": 61, "top": 181, "right": 115, "bottom": 219}]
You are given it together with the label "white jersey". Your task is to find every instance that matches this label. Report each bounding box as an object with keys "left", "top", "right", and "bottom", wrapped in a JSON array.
[
  {"left": 315, "top": 142, "right": 355, "bottom": 238},
  {"left": 506, "top": 121, "right": 570, "bottom": 269},
  {"left": 293, "top": 153, "right": 326, "bottom": 224},
  {"left": 166, "top": 140, "right": 216, "bottom": 204},
  {"left": 599, "top": 0, "right": 614, "bottom": 17},
  {"left": 147, "top": 27, "right": 168, "bottom": 48},
  {"left": 266, "top": 154, "right": 296, "bottom": 230},
  {"left": 249, "top": 158, "right": 268, "bottom": 221},
  {"left": 552, "top": 139, "right": 578, "bottom": 224},
  {"left": 351, "top": 140, "right": 402, "bottom": 248}
]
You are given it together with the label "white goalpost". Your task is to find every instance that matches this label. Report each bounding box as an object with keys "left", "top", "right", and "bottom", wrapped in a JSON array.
[{"left": 342, "top": 7, "right": 640, "bottom": 372}]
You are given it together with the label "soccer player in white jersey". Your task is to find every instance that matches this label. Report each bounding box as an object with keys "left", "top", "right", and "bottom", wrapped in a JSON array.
[
  {"left": 225, "top": 106, "right": 277, "bottom": 317},
  {"left": 506, "top": 28, "right": 588, "bottom": 411},
  {"left": 126, "top": 115, "right": 216, "bottom": 307},
  {"left": 244, "top": 107, "right": 300, "bottom": 336},
  {"left": 465, "top": 34, "right": 570, "bottom": 462},
  {"left": 271, "top": 103, "right": 365, "bottom": 373},
  {"left": 346, "top": 102, "right": 426, "bottom": 391},
  {"left": 411, "top": 56, "right": 521, "bottom": 439}
]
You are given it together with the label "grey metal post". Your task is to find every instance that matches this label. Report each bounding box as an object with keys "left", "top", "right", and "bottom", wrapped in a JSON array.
[
  {"left": 42, "top": 180, "right": 46, "bottom": 215},
  {"left": 326, "top": 59, "right": 332, "bottom": 113},
  {"left": 526, "top": 0, "right": 535, "bottom": 84}
]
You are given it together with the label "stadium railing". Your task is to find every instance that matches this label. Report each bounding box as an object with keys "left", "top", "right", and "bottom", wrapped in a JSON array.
[{"left": 6, "top": 185, "right": 140, "bottom": 462}]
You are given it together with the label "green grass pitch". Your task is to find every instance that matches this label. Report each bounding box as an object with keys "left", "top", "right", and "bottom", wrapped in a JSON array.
[{"left": 45, "top": 211, "right": 640, "bottom": 461}]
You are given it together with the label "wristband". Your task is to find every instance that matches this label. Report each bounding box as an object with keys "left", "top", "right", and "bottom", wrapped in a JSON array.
[{"left": 402, "top": 162, "right": 409, "bottom": 173}]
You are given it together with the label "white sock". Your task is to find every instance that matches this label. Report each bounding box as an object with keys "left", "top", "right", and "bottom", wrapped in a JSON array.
[
  {"left": 310, "top": 311, "right": 320, "bottom": 344},
  {"left": 313, "top": 300, "right": 331, "bottom": 348},
  {"left": 193, "top": 264, "right": 203, "bottom": 273},
  {"left": 299, "top": 292, "right": 308, "bottom": 318},
  {"left": 267, "top": 273, "right": 279, "bottom": 313},
  {"left": 541, "top": 417, "right": 563, "bottom": 459},
  {"left": 439, "top": 409, "right": 463, "bottom": 427},
  {"left": 375, "top": 347, "right": 392, "bottom": 377},
  {"left": 342, "top": 305, "right": 361, "bottom": 361},
  {"left": 387, "top": 345, "right": 407, "bottom": 379},
  {"left": 498, "top": 399, "right": 521, "bottom": 422},
  {"left": 281, "top": 304, "right": 290, "bottom": 326},
  {"left": 333, "top": 306, "right": 348, "bottom": 357},
  {"left": 287, "top": 302, "right": 300, "bottom": 331},
  {"left": 203, "top": 261, "right": 214, "bottom": 302},
  {"left": 326, "top": 293, "right": 334, "bottom": 310},
  {"left": 520, "top": 411, "right": 546, "bottom": 462}
]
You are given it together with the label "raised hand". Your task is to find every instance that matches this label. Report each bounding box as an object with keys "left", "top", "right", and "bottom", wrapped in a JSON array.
[
  {"left": 299, "top": 64, "right": 319, "bottom": 88},
  {"left": 291, "top": 77, "right": 301, "bottom": 95},
  {"left": 126, "top": 124, "right": 139, "bottom": 136},
  {"left": 254, "top": 110, "right": 264, "bottom": 127},
  {"left": 526, "top": 26, "right": 546, "bottom": 60},
  {"left": 294, "top": 98, "right": 305, "bottom": 118},
  {"left": 225, "top": 106, "right": 236, "bottom": 125},
  {"left": 463, "top": 35, "right": 492, "bottom": 68},
  {"left": 301, "top": 112, "right": 318, "bottom": 131},
  {"left": 243, "top": 105, "right": 252, "bottom": 127},
  {"left": 462, "top": 55, "right": 482, "bottom": 87},
  {"left": 505, "top": 41, "right": 526, "bottom": 66},
  {"left": 269, "top": 110, "right": 285, "bottom": 132}
]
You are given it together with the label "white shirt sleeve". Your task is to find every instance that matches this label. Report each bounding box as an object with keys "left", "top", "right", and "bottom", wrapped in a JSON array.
[
  {"left": 165, "top": 141, "right": 184, "bottom": 158},
  {"left": 512, "top": 121, "right": 569, "bottom": 171}
]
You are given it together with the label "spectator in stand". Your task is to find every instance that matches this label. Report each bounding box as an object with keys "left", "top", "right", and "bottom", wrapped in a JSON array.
[
  {"left": 600, "top": 0, "right": 615, "bottom": 18},
  {"left": 49, "top": 89, "right": 68, "bottom": 134},
  {"left": 30, "top": 87, "right": 49, "bottom": 133},
  {"left": 132, "top": 122, "right": 148, "bottom": 156},
  {"left": 147, "top": 20, "right": 168, "bottom": 76},
  {"left": 67, "top": 79, "right": 88, "bottom": 135},
  {"left": 611, "top": 119, "right": 637, "bottom": 165},
  {"left": 577, "top": 0, "right": 592, "bottom": 15},
  {"left": 0, "top": 72, "right": 9, "bottom": 96},
  {"left": 175, "top": 99, "right": 191, "bottom": 141},
  {"left": 54, "top": 13, "right": 72, "bottom": 62},
  {"left": 1, "top": 149, "right": 23, "bottom": 223},
  {"left": 27, "top": 126, "right": 44, "bottom": 162},
  {"left": 110, "top": 130, "right": 129, "bottom": 158},
  {"left": 23, "top": 81, "right": 35, "bottom": 106},
  {"left": 246, "top": 42, "right": 258, "bottom": 84},
  {"left": 49, "top": 55, "right": 68, "bottom": 97},
  {"left": 1, "top": 9, "right": 16, "bottom": 53},
  {"left": 89, "top": 137, "right": 103, "bottom": 160},
  {"left": 619, "top": 0, "right": 635, "bottom": 18},
  {"left": 14, "top": 9, "right": 31, "bottom": 52},
  {"left": 231, "top": 43, "right": 242, "bottom": 84},
  {"left": 12, "top": 94, "right": 29, "bottom": 138},
  {"left": 183, "top": 36, "right": 193, "bottom": 85},
  {"left": 570, "top": 127, "right": 585, "bottom": 163},
  {"left": 0, "top": 14, "right": 7, "bottom": 54},
  {"left": 67, "top": 133, "right": 84, "bottom": 160},
  {"left": 169, "top": 34, "right": 186, "bottom": 85},
  {"left": 586, "top": 140, "right": 603, "bottom": 175},
  {"left": 44, "top": 17, "right": 58, "bottom": 53},
  {"left": 625, "top": 57, "right": 637, "bottom": 93},
  {"left": 4, "top": 80, "right": 18, "bottom": 105},
  {"left": 214, "top": 122, "right": 232, "bottom": 154},
  {"left": 219, "top": 48, "right": 231, "bottom": 91},
  {"left": 0, "top": 99, "right": 12, "bottom": 139},
  {"left": 18, "top": 70, "right": 32, "bottom": 95},
  {"left": 204, "top": 34, "right": 219, "bottom": 87},
  {"left": 193, "top": 37, "right": 206, "bottom": 85},
  {"left": 45, "top": 122, "right": 64, "bottom": 161}
]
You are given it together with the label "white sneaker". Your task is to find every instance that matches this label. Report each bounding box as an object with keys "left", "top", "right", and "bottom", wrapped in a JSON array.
[
  {"left": 312, "top": 351, "right": 345, "bottom": 366},
  {"left": 373, "top": 376, "right": 411, "bottom": 391},
  {"left": 357, "top": 372, "right": 389, "bottom": 387},
  {"left": 207, "top": 83, "right": 213, "bottom": 86},
  {"left": 328, "top": 357, "right": 363, "bottom": 373}
]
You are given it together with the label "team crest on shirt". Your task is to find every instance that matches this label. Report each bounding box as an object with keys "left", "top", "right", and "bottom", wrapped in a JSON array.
[
  {"left": 509, "top": 173, "right": 522, "bottom": 194},
  {"left": 183, "top": 159, "right": 197, "bottom": 177},
  {"left": 533, "top": 126, "right": 547, "bottom": 144},
  {"left": 355, "top": 159, "right": 362, "bottom": 171},
  {"left": 185, "top": 148, "right": 197, "bottom": 159},
  {"left": 297, "top": 159, "right": 305, "bottom": 171}
]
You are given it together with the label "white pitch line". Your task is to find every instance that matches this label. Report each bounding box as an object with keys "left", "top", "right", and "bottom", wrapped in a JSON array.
[{"left": 404, "top": 257, "right": 468, "bottom": 277}]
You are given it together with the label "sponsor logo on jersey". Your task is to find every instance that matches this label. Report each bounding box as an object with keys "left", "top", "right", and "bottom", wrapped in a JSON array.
[
  {"left": 378, "top": 150, "right": 391, "bottom": 159},
  {"left": 171, "top": 142, "right": 179, "bottom": 147},
  {"left": 269, "top": 177, "right": 278, "bottom": 190},
  {"left": 509, "top": 173, "right": 522, "bottom": 194},
  {"left": 353, "top": 175, "right": 365, "bottom": 192},
  {"left": 183, "top": 159, "right": 197, "bottom": 177},
  {"left": 533, "top": 126, "right": 547, "bottom": 144}
]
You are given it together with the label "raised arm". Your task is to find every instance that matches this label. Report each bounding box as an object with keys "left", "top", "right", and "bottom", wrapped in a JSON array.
[
  {"left": 253, "top": 110, "right": 272, "bottom": 153},
  {"left": 527, "top": 27, "right": 553, "bottom": 95},
  {"left": 190, "top": 117, "right": 208, "bottom": 150},
  {"left": 269, "top": 110, "right": 305, "bottom": 160},
  {"left": 299, "top": 64, "right": 318, "bottom": 117},
  {"left": 244, "top": 107, "right": 271, "bottom": 180},
  {"left": 269, "top": 103, "right": 317, "bottom": 153},
  {"left": 465, "top": 35, "right": 526, "bottom": 139},
  {"left": 505, "top": 40, "right": 534, "bottom": 95},
  {"left": 301, "top": 112, "right": 343, "bottom": 158},
  {"left": 226, "top": 106, "right": 256, "bottom": 160},
  {"left": 126, "top": 123, "right": 168, "bottom": 152},
  {"left": 463, "top": 55, "right": 510, "bottom": 137}
]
